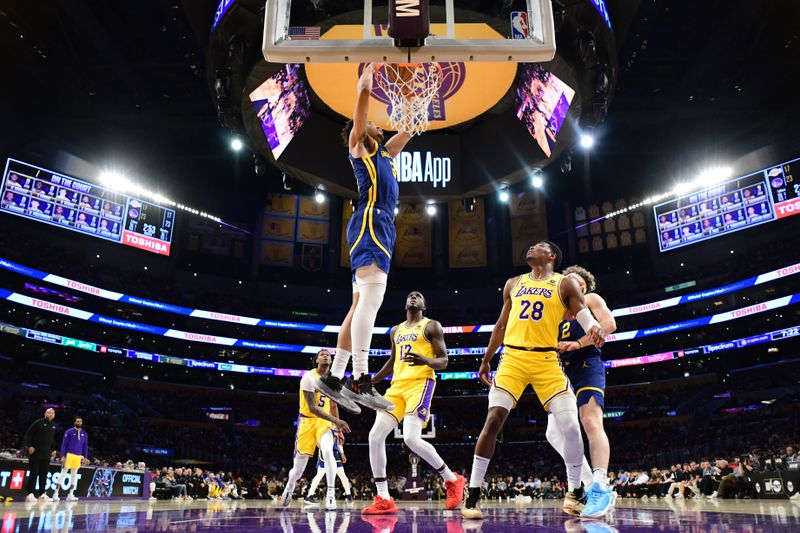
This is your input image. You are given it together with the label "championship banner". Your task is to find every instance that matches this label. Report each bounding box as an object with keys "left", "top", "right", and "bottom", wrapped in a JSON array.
[
  {"left": 448, "top": 199, "right": 487, "bottom": 268},
  {"left": 264, "top": 193, "right": 298, "bottom": 217},
  {"left": 262, "top": 216, "right": 295, "bottom": 242},
  {"left": 509, "top": 191, "right": 548, "bottom": 266},
  {"left": 0, "top": 460, "right": 149, "bottom": 499},
  {"left": 394, "top": 203, "right": 431, "bottom": 268},
  {"left": 261, "top": 240, "right": 294, "bottom": 266},
  {"left": 296, "top": 219, "right": 329, "bottom": 244},
  {"left": 298, "top": 197, "right": 330, "bottom": 220},
  {"left": 340, "top": 201, "right": 354, "bottom": 268}
]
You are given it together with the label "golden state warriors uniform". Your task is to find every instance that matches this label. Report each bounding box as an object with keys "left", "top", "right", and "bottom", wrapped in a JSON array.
[
  {"left": 493, "top": 273, "right": 571, "bottom": 409},
  {"left": 295, "top": 369, "right": 334, "bottom": 457},
  {"left": 347, "top": 142, "right": 399, "bottom": 273},
  {"left": 383, "top": 318, "right": 437, "bottom": 423},
  {"left": 558, "top": 319, "right": 606, "bottom": 409}
]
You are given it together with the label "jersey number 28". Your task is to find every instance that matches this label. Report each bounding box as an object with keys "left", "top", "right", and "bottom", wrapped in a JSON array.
[{"left": 518, "top": 300, "right": 544, "bottom": 321}]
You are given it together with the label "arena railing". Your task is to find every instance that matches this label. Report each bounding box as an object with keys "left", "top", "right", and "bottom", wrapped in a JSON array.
[
  {"left": 1, "top": 256, "right": 798, "bottom": 334},
  {"left": 1, "top": 320, "right": 797, "bottom": 379}
]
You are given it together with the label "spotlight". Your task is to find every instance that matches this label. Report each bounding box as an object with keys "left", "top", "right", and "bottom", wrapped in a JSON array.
[
  {"left": 99, "top": 171, "right": 129, "bottom": 191},
  {"left": 580, "top": 134, "right": 594, "bottom": 149},
  {"left": 230, "top": 138, "right": 243, "bottom": 151},
  {"left": 499, "top": 188, "right": 510, "bottom": 203},
  {"left": 394, "top": 206, "right": 399, "bottom": 215},
  {"left": 315, "top": 189, "right": 325, "bottom": 203},
  {"left": 426, "top": 203, "right": 437, "bottom": 216},
  {"left": 531, "top": 173, "right": 544, "bottom": 189}
]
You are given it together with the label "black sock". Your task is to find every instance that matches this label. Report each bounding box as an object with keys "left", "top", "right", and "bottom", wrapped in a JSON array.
[
  {"left": 466, "top": 487, "right": 481, "bottom": 507},
  {"left": 573, "top": 483, "right": 585, "bottom": 501}
]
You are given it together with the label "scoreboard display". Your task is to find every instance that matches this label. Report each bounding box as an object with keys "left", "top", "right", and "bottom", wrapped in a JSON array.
[
  {"left": 654, "top": 155, "right": 799, "bottom": 252},
  {"left": 1, "top": 158, "right": 175, "bottom": 255}
]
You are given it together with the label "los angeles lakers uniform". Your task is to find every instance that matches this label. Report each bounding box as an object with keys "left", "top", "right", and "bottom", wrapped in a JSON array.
[
  {"left": 383, "top": 318, "right": 437, "bottom": 423},
  {"left": 347, "top": 142, "right": 399, "bottom": 274},
  {"left": 493, "top": 273, "right": 571, "bottom": 409},
  {"left": 558, "top": 318, "right": 606, "bottom": 409},
  {"left": 295, "top": 369, "right": 334, "bottom": 457}
]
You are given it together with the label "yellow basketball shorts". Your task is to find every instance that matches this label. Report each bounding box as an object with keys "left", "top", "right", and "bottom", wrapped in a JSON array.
[
  {"left": 492, "top": 347, "right": 572, "bottom": 410},
  {"left": 64, "top": 453, "right": 82, "bottom": 469},
  {"left": 294, "top": 415, "right": 332, "bottom": 457},
  {"left": 382, "top": 378, "right": 435, "bottom": 424}
]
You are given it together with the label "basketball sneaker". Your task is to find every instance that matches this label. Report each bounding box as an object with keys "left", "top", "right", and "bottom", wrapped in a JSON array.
[
  {"left": 66, "top": 494, "right": 79, "bottom": 502},
  {"left": 361, "top": 495, "right": 398, "bottom": 515},
  {"left": 345, "top": 493, "right": 354, "bottom": 504},
  {"left": 303, "top": 494, "right": 318, "bottom": 505},
  {"left": 315, "top": 373, "right": 362, "bottom": 414},
  {"left": 581, "top": 482, "right": 613, "bottom": 518},
  {"left": 279, "top": 491, "right": 292, "bottom": 508},
  {"left": 563, "top": 490, "right": 585, "bottom": 516},
  {"left": 26, "top": 494, "right": 37, "bottom": 503},
  {"left": 325, "top": 494, "right": 337, "bottom": 511},
  {"left": 460, "top": 487, "right": 483, "bottom": 519},
  {"left": 445, "top": 474, "right": 467, "bottom": 510},
  {"left": 341, "top": 375, "right": 394, "bottom": 411}
]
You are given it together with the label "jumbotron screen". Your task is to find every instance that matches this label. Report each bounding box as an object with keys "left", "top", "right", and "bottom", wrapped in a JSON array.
[
  {"left": 1, "top": 158, "right": 175, "bottom": 255},
  {"left": 654, "top": 155, "right": 800, "bottom": 252},
  {"left": 515, "top": 64, "right": 575, "bottom": 158},
  {"left": 248, "top": 64, "right": 311, "bottom": 160}
]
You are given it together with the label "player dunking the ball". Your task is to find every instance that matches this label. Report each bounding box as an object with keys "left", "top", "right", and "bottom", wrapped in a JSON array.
[
  {"left": 548, "top": 265, "right": 617, "bottom": 517},
  {"left": 317, "top": 63, "right": 414, "bottom": 411},
  {"left": 462, "top": 241, "right": 606, "bottom": 519},
  {"left": 362, "top": 291, "right": 466, "bottom": 514},
  {"left": 280, "top": 349, "right": 351, "bottom": 511}
]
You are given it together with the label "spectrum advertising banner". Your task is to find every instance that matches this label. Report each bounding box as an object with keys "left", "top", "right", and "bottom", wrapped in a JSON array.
[{"left": 0, "top": 460, "right": 149, "bottom": 500}]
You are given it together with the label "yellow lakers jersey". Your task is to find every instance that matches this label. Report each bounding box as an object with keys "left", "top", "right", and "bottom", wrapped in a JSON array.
[
  {"left": 504, "top": 273, "right": 566, "bottom": 350},
  {"left": 392, "top": 317, "right": 436, "bottom": 381},
  {"left": 298, "top": 369, "right": 332, "bottom": 418}
]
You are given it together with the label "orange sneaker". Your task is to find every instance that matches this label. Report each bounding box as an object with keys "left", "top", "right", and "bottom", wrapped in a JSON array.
[
  {"left": 361, "top": 495, "right": 399, "bottom": 515},
  {"left": 445, "top": 473, "right": 467, "bottom": 510}
]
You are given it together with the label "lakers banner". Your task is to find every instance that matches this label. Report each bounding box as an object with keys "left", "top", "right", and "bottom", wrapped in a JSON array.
[
  {"left": 448, "top": 199, "right": 487, "bottom": 268},
  {"left": 395, "top": 204, "right": 431, "bottom": 268},
  {"left": 340, "top": 201, "right": 355, "bottom": 268},
  {"left": 261, "top": 240, "right": 294, "bottom": 266},
  {"left": 509, "top": 191, "right": 548, "bottom": 266},
  {"left": 265, "top": 193, "right": 297, "bottom": 217},
  {"left": 305, "top": 24, "right": 516, "bottom": 132},
  {"left": 263, "top": 216, "right": 295, "bottom": 241},
  {"left": 297, "top": 219, "right": 329, "bottom": 244},
  {"left": 299, "top": 197, "right": 330, "bottom": 220}
]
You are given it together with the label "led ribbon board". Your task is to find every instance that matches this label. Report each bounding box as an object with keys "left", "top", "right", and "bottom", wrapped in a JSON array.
[
  {"left": 2, "top": 256, "right": 798, "bottom": 331},
  {"left": 1, "top": 159, "right": 175, "bottom": 256}
]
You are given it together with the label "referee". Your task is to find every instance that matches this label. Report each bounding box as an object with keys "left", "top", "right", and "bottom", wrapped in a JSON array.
[{"left": 24, "top": 408, "right": 57, "bottom": 502}]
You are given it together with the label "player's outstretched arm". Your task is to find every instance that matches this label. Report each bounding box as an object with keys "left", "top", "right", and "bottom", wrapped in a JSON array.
[
  {"left": 372, "top": 326, "right": 398, "bottom": 383},
  {"left": 404, "top": 320, "right": 447, "bottom": 370},
  {"left": 478, "top": 276, "right": 517, "bottom": 386},
  {"left": 385, "top": 131, "right": 412, "bottom": 158},
  {"left": 561, "top": 276, "right": 606, "bottom": 348},
  {"left": 349, "top": 63, "right": 375, "bottom": 156}
]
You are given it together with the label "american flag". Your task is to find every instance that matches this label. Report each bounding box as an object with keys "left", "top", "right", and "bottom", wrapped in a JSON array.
[{"left": 288, "top": 26, "right": 321, "bottom": 40}]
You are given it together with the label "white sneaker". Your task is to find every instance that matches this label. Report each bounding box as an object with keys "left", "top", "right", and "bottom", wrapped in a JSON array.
[
  {"left": 26, "top": 494, "right": 37, "bottom": 503},
  {"left": 325, "top": 494, "right": 336, "bottom": 511},
  {"left": 66, "top": 494, "right": 78, "bottom": 502},
  {"left": 708, "top": 492, "right": 717, "bottom": 499},
  {"left": 640, "top": 495, "right": 648, "bottom": 501},
  {"left": 52, "top": 495, "right": 61, "bottom": 502},
  {"left": 39, "top": 494, "right": 52, "bottom": 502}
]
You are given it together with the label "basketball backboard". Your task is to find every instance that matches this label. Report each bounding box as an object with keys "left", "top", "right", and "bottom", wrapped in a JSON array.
[{"left": 263, "top": 0, "right": 556, "bottom": 64}]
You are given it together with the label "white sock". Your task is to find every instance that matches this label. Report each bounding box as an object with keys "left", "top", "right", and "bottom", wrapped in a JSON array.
[
  {"left": 351, "top": 273, "right": 387, "bottom": 377},
  {"left": 469, "top": 455, "right": 490, "bottom": 489},
  {"left": 438, "top": 464, "right": 457, "bottom": 483},
  {"left": 376, "top": 480, "right": 390, "bottom": 499},
  {"left": 336, "top": 467, "right": 351, "bottom": 495},
  {"left": 331, "top": 349, "right": 351, "bottom": 380},
  {"left": 593, "top": 468, "right": 608, "bottom": 489},
  {"left": 326, "top": 486, "right": 335, "bottom": 500}
]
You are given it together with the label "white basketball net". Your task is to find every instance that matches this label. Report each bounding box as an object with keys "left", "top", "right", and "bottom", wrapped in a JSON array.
[{"left": 375, "top": 63, "right": 443, "bottom": 135}]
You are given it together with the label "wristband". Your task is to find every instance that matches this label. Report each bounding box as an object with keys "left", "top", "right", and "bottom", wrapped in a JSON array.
[
  {"left": 576, "top": 339, "right": 584, "bottom": 349},
  {"left": 576, "top": 308, "right": 600, "bottom": 335}
]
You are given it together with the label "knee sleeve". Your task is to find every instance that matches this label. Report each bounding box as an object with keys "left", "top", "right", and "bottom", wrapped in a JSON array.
[{"left": 488, "top": 388, "right": 515, "bottom": 411}]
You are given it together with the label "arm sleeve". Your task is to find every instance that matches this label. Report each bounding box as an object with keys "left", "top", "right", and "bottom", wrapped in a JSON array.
[
  {"left": 60, "top": 431, "right": 69, "bottom": 457},
  {"left": 300, "top": 372, "right": 316, "bottom": 393},
  {"left": 23, "top": 420, "right": 40, "bottom": 447},
  {"left": 83, "top": 431, "right": 89, "bottom": 457}
]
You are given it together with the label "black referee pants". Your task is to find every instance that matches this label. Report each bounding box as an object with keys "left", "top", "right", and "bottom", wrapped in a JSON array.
[{"left": 27, "top": 454, "right": 51, "bottom": 497}]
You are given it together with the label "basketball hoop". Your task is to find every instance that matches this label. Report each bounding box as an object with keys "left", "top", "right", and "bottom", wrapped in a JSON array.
[{"left": 375, "top": 63, "right": 443, "bottom": 135}]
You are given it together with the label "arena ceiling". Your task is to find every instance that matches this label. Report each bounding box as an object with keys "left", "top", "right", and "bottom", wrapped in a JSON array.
[{"left": 1, "top": 0, "right": 798, "bottom": 216}]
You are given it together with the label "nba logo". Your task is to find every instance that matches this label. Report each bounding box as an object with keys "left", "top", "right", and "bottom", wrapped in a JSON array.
[{"left": 510, "top": 11, "right": 528, "bottom": 39}]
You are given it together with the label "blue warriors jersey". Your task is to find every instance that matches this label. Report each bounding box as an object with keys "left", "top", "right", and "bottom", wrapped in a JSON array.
[
  {"left": 347, "top": 142, "right": 399, "bottom": 273},
  {"left": 558, "top": 319, "right": 602, "bottom": 362}
]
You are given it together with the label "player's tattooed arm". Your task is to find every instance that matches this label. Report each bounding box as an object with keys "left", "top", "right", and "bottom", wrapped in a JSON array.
[
  {"left": 561, "top": 275, "right": 606, "bottom": 348},
  {"left": 404, "top": 320, "right": 448, "bottom": 370},
  {"left": 478, "top": 276, "right": 517, "bottom": 386},
  {"left": 372, "top": 326, "right": 398, "bottom": 384},
  {"left": 304, "top": 390, "right": 351, "bottom": 433}
]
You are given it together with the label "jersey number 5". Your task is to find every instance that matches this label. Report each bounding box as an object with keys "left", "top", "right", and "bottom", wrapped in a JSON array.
[{"left": 519, "top": 300, "right": 545, "bottom": 321}]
